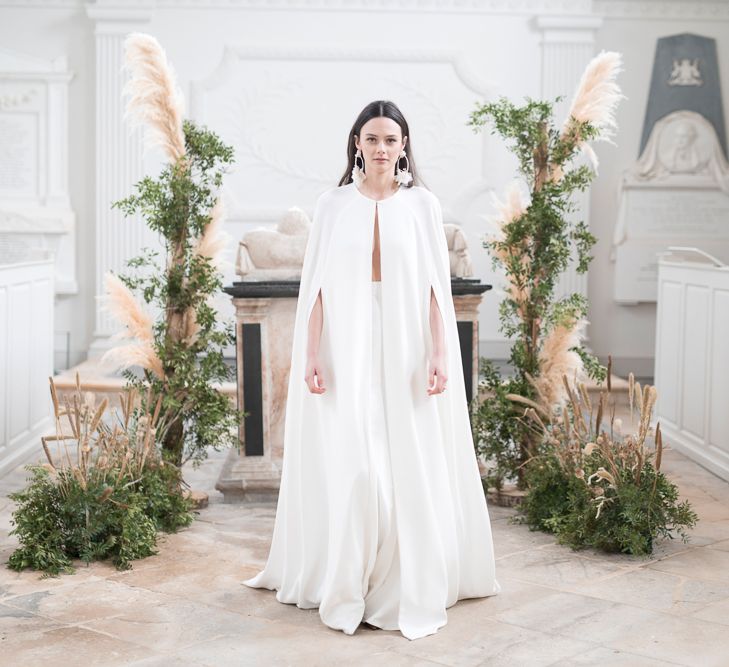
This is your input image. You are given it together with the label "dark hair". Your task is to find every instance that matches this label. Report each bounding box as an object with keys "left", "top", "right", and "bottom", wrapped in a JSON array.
[{"left": 337, "top": 100, "right": 424, "bottom": 189}]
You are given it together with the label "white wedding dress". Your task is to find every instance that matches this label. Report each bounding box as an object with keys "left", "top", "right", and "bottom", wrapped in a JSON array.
[{"left": 243, "top": 183, "right": 501, "bottom": 640}]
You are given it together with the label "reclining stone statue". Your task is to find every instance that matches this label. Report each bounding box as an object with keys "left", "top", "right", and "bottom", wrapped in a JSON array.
[{"left": 236, "top": 205, "right": 474, "bottom": 280}]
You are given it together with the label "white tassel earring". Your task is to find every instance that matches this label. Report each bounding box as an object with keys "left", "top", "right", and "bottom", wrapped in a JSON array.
[
  {"left": 395, "top": 149, "right": 413, "bottom": 186},
  {"left": 352, "top": 148, "right": 367, "bottom": 187}
]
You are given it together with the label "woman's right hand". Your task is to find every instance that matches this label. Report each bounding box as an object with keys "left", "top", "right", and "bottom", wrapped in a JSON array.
[{"left": 304, "top": 357, "right": 326, "bottom": 394}]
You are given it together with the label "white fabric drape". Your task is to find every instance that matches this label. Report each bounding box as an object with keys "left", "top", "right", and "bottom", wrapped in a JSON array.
[{"left": 243, "top": 182, "right": 501, "bottom": 640}]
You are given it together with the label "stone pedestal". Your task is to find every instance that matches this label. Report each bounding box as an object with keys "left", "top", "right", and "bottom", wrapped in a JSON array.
[{"left": 216, "top": 278, "right": 492, "bottom": 503}]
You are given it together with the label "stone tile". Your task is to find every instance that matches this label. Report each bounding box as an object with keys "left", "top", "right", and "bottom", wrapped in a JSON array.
[
  {"left": 483, "top": 505, "right": 517, "bottom": 522},
  {"left": 690, "top": 595, "right": 729, "bottom": 625},
  {"left": 647, "top": 545, "right": 729, "bottom": 584},
  {"left": 491, "top": 522, "right": 556, "bottom": 559},
  {"left": 173, "top": 615, "right": 526, "bottom": 667},
  {"left": 490, "top": 590, "right": 654, "bottom": 645},
  {"left": 555, "top": 646, "right": 687, "bottom": 667},
  {"left": 79, "top": 597, "right": 261, "bottom": 653},
  {"left": 603, "top": 611, "right": 729, "bottom": 666},
  {"left": 494, "top": 544, "right": 631, "bottom": 589},
  {"left": 349, "top": 653, "right": 449, "bottom": 666},
  {"left": 0, "top": 601, "right": 64, "bottom": 637},
  {"left": 391, "top": 614, "right": 581, "bottom": 667},
  {"left": 683, "top": 500, "right": 729, "bottom": 522},
  {"left": 126, "top": 655, "right": 210, "bottom": 667},
  {"left": 493, "top": 590, "right": 728, "bottom": 666},
  {"left": 705, "top": 538, "right": 729, "bottom": 552},
  {"left": 248, "top": 592, "right": 327, "bottom": 629},
  {"left": 574, "top": 567, "right": 729, "bottom": 616},
  {"left": 114, "top": 618, "right": 404, "bottom": 667},
  {"left": 475, "top": 631, "right": 596, "bottom": 667},
  {"left": 4, "top": 578, "right": 158, "bottom": 624},
  {"left": 442, "top": 576, "right": 553, "bottom": 620},
  {"left": 0, "top": 567, "right": 106, "bottom": 602},
  {"left": 691, "top": 518, "right": 729, "bottom": 543},
  {"left": 107, "top": 553, "right": 260, "bottom": 603},
  {"left": 0, "top": 625, "right": 153, "bottom": 666}
]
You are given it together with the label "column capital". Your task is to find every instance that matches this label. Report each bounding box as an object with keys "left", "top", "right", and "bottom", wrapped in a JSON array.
[
  {"left": 535, "top": 15, "right": 603, "bottom": 43},
  {"left": 85, "top": 1, "right": 154, "bottom": 33}
]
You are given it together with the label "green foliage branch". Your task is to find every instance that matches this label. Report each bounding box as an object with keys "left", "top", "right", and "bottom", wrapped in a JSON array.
[
  {"left": 112, "top": 120, "right": 243, "bottom": 467},
  {"left": 468, "top": 95, "right": 607, "bottom": 488}
]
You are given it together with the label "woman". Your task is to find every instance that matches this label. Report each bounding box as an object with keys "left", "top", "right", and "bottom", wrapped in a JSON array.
[{"left": 243, "top": 100, "right": 500, "bottom": 640}]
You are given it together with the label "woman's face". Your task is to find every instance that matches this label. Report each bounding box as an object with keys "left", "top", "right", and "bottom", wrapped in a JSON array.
[{"left": 355, "top": 116, "right": 408, "bottom": 177}]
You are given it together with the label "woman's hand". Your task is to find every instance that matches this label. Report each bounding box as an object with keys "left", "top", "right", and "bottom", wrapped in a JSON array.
[
  {"left": 304, "top": 356, "right": 326, "bottom": 394},
  {"left": 427, "top": 353, "right": 448, "bottom": 395}
]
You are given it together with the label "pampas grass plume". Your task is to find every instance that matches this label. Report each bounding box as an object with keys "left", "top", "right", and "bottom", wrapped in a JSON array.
[
  {"left": 123, "top": 32, "right": 186, "bottom": 162},
  {"left": 101, "top": 272, "right": 154, "bottom": 344},
  {"left": 561, "top": 50, "right": 624, "bottom": 172},
  {"left": 193, "top": 197, "right": 232, "bottom": 271},
  {"left": 100, "top": 271, "right": 164, "bottom": 379},
  {"left": 535, "top": 318, "right": 588, "bottom": 409},
  {"left": 564, "top": 50, "right": 624, "bottom": 140}
]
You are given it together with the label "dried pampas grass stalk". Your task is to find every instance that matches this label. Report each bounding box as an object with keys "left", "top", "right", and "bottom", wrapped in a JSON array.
[
  {"left": 193, "top": 197, "right": 230, "bottom": 269},
  {"left": 103, "top": 343, "right": 165, "bottom": 380},
  {"left": 123, "top": 32, "right": 186, "bottom": 162},
  {"left": 655, "top": 421, "right": 663, "bottom": 471},
  {"left": 100, "top": 272, "right": 164, "bottom": 378},
  {"left": 558, "top": 50, "right": 624, "bottom": 174},
  {"left": 563, "top": 51, "right": 624, "bottom": 143},
  {"left": 534, "top": 318, "right": 588, "bottom": 409},
  {"left": 505, "top": 393, "right": 552, "bottom": 420},
  {"left": 101, "top": 272, "right": 155, "bottom": 344}
]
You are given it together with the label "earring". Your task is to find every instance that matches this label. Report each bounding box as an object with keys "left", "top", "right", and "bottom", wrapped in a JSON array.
[
  {"left": 352, "top": 148, "right": 367, "bottom": 187},
  {"left": 394, "top": 149, "right": 413, "bottom": 186}
]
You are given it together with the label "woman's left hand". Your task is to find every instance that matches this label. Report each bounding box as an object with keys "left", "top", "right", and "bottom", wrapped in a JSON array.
[{"left": 427, "top": 354, "right": 448, "bottom": 395}]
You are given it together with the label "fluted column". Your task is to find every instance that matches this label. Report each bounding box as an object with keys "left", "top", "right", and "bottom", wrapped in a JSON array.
[
  {"left": 536, "top": 15, "right": 602, "bottom": 301},
  {"left": 86, "top": 1, "right": 153, "bottom": 354}
]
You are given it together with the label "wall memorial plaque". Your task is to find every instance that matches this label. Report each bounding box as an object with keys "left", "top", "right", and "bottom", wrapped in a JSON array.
[{"left": 612, "top": 34, "right": 729, "bottom": 304}]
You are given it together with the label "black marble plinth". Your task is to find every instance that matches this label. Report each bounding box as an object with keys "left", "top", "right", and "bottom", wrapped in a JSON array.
[
  {"left": 225, "top": 278, "right": 493, "bottom": 456},
  {"left": 224, "top": 277, "right": 492, "bottom": 299}
]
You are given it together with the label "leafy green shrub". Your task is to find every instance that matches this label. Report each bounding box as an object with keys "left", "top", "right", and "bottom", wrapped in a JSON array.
[
  {"left": 517, "top": 374, "right": 698, "bottom": 555},
  {"left": 470, "top": 358, "right": 526, "bottom": 492},
  {"left": 520, "top": 448, "right": 580, "bottom": 533},
  {"left": 6, "top": 377, "right": 194, "bottom": 576}
]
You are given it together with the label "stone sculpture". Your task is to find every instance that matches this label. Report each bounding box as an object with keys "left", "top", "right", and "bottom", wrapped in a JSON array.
[{"left": 236, "top": 205, "right": 474, "bottom": 280}]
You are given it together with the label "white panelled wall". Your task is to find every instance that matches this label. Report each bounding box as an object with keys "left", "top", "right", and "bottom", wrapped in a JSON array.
[
  {"left": 0, "top": 0, "right": 727, "bottom": 377},
  {"left": 0, "top": 257, "right": 54, "bottom": 476},
  {"left": 655, "top": 259, "right": 729, "bottom": 482}
]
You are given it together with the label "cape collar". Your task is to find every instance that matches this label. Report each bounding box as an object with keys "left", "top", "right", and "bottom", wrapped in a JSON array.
[{"left": 350, "top": 181, "right": 404, "bottom": 204}]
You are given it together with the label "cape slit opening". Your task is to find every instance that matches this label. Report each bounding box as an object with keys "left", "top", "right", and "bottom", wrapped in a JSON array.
[
  {"left": 305, "top": 287, "right": 323, "bottom": 337},
  {"left": 371, "top": 202, "right": 381, "bottom": 282}
]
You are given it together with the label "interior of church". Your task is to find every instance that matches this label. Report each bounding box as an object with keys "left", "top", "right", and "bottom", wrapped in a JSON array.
[{"left": 1, "top": 1, "right": 729, "bottom": 663}]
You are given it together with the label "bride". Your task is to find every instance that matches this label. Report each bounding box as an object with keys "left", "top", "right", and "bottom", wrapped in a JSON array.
[{"left": 243, "top": 100, "right": 500, "bottom": 640}]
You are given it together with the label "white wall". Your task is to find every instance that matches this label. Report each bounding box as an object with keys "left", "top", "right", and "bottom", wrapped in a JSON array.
[
  {"left": 1, "top": 0, "right": 727, "bottom": 375},
  {"left": 0, "top": 4, "right": 95, "bottom": 368}
]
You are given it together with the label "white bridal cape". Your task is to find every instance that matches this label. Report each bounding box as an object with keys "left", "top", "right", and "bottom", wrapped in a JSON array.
[{"left": 243, "top": 182, "right": 500, "bottom": 640}]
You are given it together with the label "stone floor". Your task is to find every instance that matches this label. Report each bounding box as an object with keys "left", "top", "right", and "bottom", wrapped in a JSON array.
[{"left": 2, "top": 434, "right": 729, "bottom": 666}]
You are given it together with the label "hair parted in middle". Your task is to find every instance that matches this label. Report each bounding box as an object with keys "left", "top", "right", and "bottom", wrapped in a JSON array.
[{"left": 337, "top": 100, "right": 425, "bottom": 189}]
